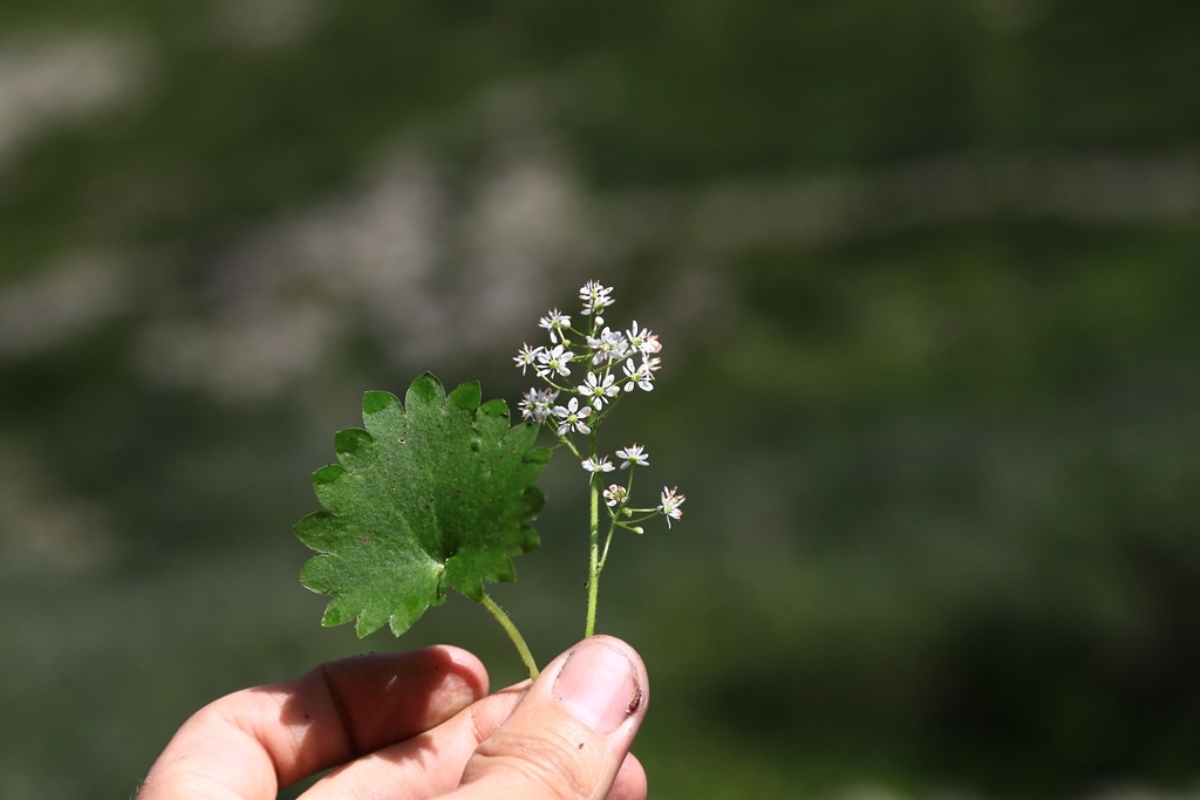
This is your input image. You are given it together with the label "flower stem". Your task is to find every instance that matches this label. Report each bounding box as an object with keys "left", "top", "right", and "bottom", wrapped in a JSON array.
[
  {"left": 481, "top": 593, "right": 539, "bottom": 680},
  {"left": 585, "top": 479, "right": 600, "bottom": 638},
  {"left": 599, "top": 521, "right": 617, "bottom": 572}
]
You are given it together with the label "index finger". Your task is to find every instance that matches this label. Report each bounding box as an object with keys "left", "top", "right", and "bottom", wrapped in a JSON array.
[{"left": 138, "top": 646, "right": 489, "bottom": 800}]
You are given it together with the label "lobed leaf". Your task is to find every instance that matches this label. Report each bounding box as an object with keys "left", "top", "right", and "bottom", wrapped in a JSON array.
[{"left": 295, "top": 372, "right": 548, "bottom": 638}]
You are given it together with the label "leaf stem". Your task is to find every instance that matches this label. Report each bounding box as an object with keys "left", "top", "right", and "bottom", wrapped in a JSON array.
[{"left": 481, "top": 593, "right": 539, "bottom": 680}]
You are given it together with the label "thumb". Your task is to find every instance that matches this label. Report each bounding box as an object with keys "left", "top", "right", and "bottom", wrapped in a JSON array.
[{"left": 450, "top": 635, "right": 649, "bottom": 800}]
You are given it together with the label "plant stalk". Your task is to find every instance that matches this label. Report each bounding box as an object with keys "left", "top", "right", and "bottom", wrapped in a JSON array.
[
  {"left": 481, "top": 593, "right": 539, "bottom": 680},
  {"left": 585, "top": 480, "right": 600, "bottom": 637}
]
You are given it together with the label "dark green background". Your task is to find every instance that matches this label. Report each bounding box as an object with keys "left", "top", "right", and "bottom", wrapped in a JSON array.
[{"left": 2, "top": 1, "right": 1198, "bottom": 797}]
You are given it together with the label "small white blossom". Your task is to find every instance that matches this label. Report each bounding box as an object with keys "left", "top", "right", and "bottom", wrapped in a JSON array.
[
  {"left": 536, "top": 344, "right": 575, "bottom": 378},
  {"left": 577, "top": 371, "right": 620, "bottom": 409},
  {"left": 622, "top": 359, "right": 655, "bottom": 392},
  {"left": 586, "top": 326, "right": 629, "bottom": 366},
  {"left": 518, "top": 387, "right": 559, "bottom": 423},
  {"left": 625, "top": 321, "right": 662, "bottom": 357},
  {"left": 581, "top": 455, "right": 616, "bottom": 474},
  {"left": 603, "top": 484, "right": 628, "bottom": 507},
  {"left": 615, "top": 443, "right": 649, "bottom": 468},
  {"left": 538, "top": 309, "right": 571, "bottom": 344},
  {"left": 554, "top": 396, "right": 591, "bottom": 436},
  {"left": 579, "top": 280, "right": 614, "bottom": 316},
  {"left": 513, "top": 342, "right": 543, "bottom": 375},
  {"left": 658, "top": 485, "right": 686, "bottom": 527}
]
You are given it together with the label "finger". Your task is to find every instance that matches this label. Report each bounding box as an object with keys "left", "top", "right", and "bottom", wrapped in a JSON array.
[
  {"left": 299, "top": 681, "right": 528, "bottom": 799},
  {"left": 300, "top": 644, "right": 649, "bottom": 800},
  {"left": 606, "top": 753, "right": 648, "bottom": 800},
  {"left": 450, "top": 635, "right": 650, "bottom": 800},
  {"left": 300, "top": 686, "right": 646, "bottom": 800},
  {"left": 138, "top": 646, "right": 489, "bottom": 800}
]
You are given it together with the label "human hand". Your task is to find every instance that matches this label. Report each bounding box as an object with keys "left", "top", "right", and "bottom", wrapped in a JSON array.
[{"left": 138, "top": 635, "right": 648, "bottom": 800}]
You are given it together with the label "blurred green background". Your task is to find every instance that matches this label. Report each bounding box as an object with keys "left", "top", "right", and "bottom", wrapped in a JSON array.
[{"left": 2, "top": 1, "right": 1199, "bottom": 798}]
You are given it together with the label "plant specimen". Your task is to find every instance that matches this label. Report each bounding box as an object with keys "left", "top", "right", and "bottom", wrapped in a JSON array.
[{"left": 295, "top": 281, "right": 685, "bottom": 678}]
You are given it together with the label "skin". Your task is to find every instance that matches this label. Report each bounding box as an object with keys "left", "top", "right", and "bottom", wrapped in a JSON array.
[{"left": 138, "top": 635, "right": 649, "bottom": 800}]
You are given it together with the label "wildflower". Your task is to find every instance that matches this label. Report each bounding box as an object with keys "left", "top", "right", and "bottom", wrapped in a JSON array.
[
  {"left": 580, "top": 280, "right": 614, "bottom": 316},
  {"left": 513, "top": 342, "right": 543, "bottom": 375},
  {"left": 622, "top": 359, "right": 655, "bottom": 392},
  {"left": 554, "top": 397, "right": 592, "bottom": 436},
  {"left": 538, "top": 309, "right": 571, "bottom": 344},
  {"left": 518, "top": 387, "right": 559, "bottom": 424},
  {"left": 625, "top": 321, "right": 662, "bottom": 357},
  {"left": 587, "top": 326, "right": 629, "bottom": 366},
  {"left": 582, "top": 455, "right": 616, "bottom": 474},
  {"left": 658, "top": 485, "right": 686, "bottom": 527},
  {"left": 603, "top": 484, "right": 628, "bottom": 507},
  {"left": 615, "top": 443, "right": 649, "bottom": 468},
  {"left": 578, "top": 371, "right": 620, "bottom": 409},
  {"left": 536, "top": 344, "right": 575, "bottom": 379}
]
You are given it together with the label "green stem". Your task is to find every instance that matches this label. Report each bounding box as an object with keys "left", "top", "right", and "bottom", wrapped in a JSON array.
[
  {"left": 598, "top": 466, "right": 635, "bottom": 572},
  {"left": 481, "top": 593, "right": 539, "bottom": 680},
  {"left": 585, "top": 479, "right": 600, "bottom": 638},
  {"left": 598, "top": 525, "right": 616, "bottom": 573}
]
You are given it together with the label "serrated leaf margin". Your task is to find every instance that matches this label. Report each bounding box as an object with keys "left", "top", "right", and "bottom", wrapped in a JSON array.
[{"left": 295, "top": 372, "right": 548, "bottom": 638}]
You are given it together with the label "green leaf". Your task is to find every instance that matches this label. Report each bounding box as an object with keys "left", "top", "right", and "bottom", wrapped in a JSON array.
[{"left": 295, "top": 372, "right": 549, "bottom": 638}]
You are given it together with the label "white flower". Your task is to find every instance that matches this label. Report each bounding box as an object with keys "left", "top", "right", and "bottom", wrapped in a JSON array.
[
  {"left": 586, "top": 326, "right": 629, "bottom": 366},
  {"left": 622, "top": 359, "right": 655, "bottom": 392},
  {"left": 577, "top": 371, "right": 619, "bottom": 409},
  {"left": 603, "top": 484, "right": 628, "bottom": 507},
  {"left": 615, "top": 443, "right": 649, "bottom": 468},
  {"left": 658, "top": 485, "right": 686, "bottom": 527},
  {"left": 625, "top": 321, "right": 662, "bottom": 357},
  {"left": 518, "top": 387, "right": 558, "bottom": 423},
  {"left": 581, "top": 455, "right": 616, "bottom": 474},
  {"left": 554, "top": 396, "right": 591, "bottom": 436},
  {"left": 538, "top": 309, "right": 571, "bottom": 344},
  {"left": 513, "top": 342, "right": 543, "bottom": 375},
  {"left": 579, "top": 280, "right": 614, "bottom": 316},
  {"left": 536, "top": 344, "right": 575, "bottom": 378}
]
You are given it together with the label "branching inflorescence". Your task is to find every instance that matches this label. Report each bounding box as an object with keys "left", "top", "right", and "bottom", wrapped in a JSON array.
[{"left": 515, "top": 280, "right": 686, "bottom": 638}]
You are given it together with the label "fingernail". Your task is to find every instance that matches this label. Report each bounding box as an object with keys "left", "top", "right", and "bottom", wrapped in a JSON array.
[{"left": 552, "top": 641, "right": 641, "bottom": 735}]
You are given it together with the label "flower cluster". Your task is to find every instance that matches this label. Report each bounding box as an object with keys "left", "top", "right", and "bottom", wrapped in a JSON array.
[
  {"left": 517, "top": 328, "right": 661, "bottom": 404},
  {"left": 515, "top": 281, "right": 685, "bottom": 534}
]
